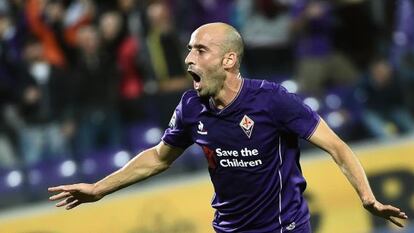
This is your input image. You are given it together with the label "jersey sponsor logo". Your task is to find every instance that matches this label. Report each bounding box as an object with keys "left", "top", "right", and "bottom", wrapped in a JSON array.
[
  {"left": 197, "top": 121, "right": 208, "bottom": 135},
  {"left": 286, "top": 222, "right": 296, "bottom": 231},
  {"left": 219, "top": 158, "right": 262, "bottom": 167},
  {"left": 169, "top": 111, "right": 177, "bottom": 128},
  {"left": 201, "top": 147, "right": 263, "bottom": 169},
  {"left": 239, "top": 115, "right": 254, "bottom": 138},
  {"left": 215, "top": 148, "right": 262, "bottom": 168}
]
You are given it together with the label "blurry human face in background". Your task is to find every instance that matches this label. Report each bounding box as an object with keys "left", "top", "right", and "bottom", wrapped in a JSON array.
[
  {"left": 371, "top": 60, "right": 392, "bottom": 87},
  {"left": 185, "top": 28, "right": 227, "bottom": 98},
  {"left": 118, "top": 0, "right": 136, "bottom": 12},
  {"left": 45, "top": 0, "right": 64, "bottom": 23},
  {"left": 0, "top": 15, "right": 10, "bottom": 37},
  {"left": 23, "top": 40, "right": 44, "bottom": 62},
  {"left": 99, "top": 12, "right": 122, "bottom": 41},
  {"left": 76, "top": 26, "right": 100, "bottom": 55},
  {"left": 147, "top": 1, "right": 172, "bottom": 33}
]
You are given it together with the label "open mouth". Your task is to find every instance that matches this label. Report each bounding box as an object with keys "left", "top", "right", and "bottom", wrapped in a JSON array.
[
  {"left": 188, "top": 70, "right": 202, "bottom": 91},
  {"left": 188, "top": 70, "right": 201, "bottom": 82}
]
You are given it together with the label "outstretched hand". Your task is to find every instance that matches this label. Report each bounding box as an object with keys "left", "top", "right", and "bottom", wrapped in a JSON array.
[
  {"left": 364, "top": 200, "right": 408, "bottom": 227},
  {"left": 48, "top": 183, "right": 103, "bottom": 210}
]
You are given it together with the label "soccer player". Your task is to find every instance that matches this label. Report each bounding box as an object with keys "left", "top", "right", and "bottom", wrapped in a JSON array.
[{"left": 49, "top": 23, "right": 408, "bottom": 233}]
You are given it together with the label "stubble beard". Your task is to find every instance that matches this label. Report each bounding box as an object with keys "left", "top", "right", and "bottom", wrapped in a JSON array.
[{"left": 197, "top": 65, "right": 226, "bottom": 98}]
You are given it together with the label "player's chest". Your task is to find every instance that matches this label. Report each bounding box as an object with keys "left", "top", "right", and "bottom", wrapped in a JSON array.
[{"left": 188, "top": 110, "right": 277, "bottom": 147}]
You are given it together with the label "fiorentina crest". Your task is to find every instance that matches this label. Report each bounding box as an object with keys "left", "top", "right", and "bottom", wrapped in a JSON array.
[{"left": 239, "top": 115, "right": 254, "bottom": 138}]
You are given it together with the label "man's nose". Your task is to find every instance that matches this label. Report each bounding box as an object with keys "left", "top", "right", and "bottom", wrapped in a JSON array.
[{"left": 185, "top": 51, "right": 194, "bottom": 66}]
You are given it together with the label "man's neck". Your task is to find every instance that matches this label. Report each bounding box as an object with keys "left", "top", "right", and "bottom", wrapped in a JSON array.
[{"left": 211, "top": 72, "right": 242, "bottom": 110}]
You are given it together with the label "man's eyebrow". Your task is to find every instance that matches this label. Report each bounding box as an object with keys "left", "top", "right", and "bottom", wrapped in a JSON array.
[{"left": 187, "top": 44, "right": 209, "bottom": 50}]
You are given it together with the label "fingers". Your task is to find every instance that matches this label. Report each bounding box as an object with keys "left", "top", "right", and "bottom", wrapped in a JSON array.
[
  {"left": 48, "top": 186, "right": 65, "bottom": 192},
  {"left": 66, "top": 199, "right": 80, "bottom": 210},
  {"left": 49, "top": 191, "right": 71, "bottom": 201},
  {"left": 48, "top": 185, "right": 78, "bottom": 205},
  {"left": 383, "top": 205, "right": 408, "bottom": 219},
  {"left": 52, "top": 196, "right": 82, "bottom": 210},
  {"left": 388, "top": 210, "right": 408, "bottom": 219},
  {"left": 383, "top": 204, "right": 400, "bottom": 213},
  {"left": 388, "top": 216, "right": 404, "bottom": 228},
  {"left": 56, "top": 196, "right": 76, "bottom": 207},
  {"left": 380, "top": 204, "right": 408, "bottom": 227},
  {"left": 48, "top": 184, "right": 77, "bottom": 193},
  {"left": 399, "top": 212, "right": 408, "bottom": 219},
  {"left": 48, "top": 184, "right": 86, "bottom": 210}
]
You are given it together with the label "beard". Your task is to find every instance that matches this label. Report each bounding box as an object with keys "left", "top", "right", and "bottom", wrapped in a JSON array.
[{"left": 197, "top": 65, "right": 226, "bottom": 98}]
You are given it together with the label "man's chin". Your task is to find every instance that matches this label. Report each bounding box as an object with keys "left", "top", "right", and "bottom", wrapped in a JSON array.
[
  {"left": 196, "top": 90, "right": 205, "bottom": 97},
  {"left": 196, "top": 90, "right": 210, "bottom": 98}
]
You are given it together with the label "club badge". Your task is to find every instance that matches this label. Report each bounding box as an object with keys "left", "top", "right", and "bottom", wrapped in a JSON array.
[{"left": 239, "top": 115, "right": 254, "bottom": 138}]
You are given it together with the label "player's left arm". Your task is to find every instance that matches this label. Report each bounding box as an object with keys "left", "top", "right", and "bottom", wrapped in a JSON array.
[{"left": 308, "top": 117, "right": 408, "bottom": 227}]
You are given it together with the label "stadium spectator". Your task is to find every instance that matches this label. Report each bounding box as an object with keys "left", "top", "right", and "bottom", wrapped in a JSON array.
[
  {"left": 0, "top": 3, "right": 25, "bottom": 169},
  {"left": 99, "top": 10, "right": 147, "bottom": 123},
  {"left": 0, "top": 6, "right": 25, "bottom": 89},
  {"left": 0, "top": 131, "right": 17, "bottom": 169},
  {"left": 17, "top": 37, "right": 73, "bottom": 166},
  {"left": 358, "top": 58, "right": 414, "bottom": 139},
  {"left": 25, "top": 0, "right": 67, "bottom": 67},
  {"left": 144, "top": 1, "right": 190, "bottom": 125},
  {"left": 60, "top": 0, "right": 95, "bottom": 66},
  {"left": 236, "top": 0, "right": 293, "bottom": 77},
  {"left": 291, "top": 0, "right": 358, "bottom": 96},
  {"left": 0, "top": 98, "right": 19, "bottom": 169},
  {"left": 116, "top": 0, "right": 144, "bottom": 42},
  {"left": 332, "top": 1, "right": 377, "bottom": 70},
  {"left": 99, "top": 11, "right": 127, "bottom": 63},
  {"left": 25, "top": 0, "right": 94, "bottom": 68},
  {"left": 71, "top": 25, "right": 122, "bottom": 157}
]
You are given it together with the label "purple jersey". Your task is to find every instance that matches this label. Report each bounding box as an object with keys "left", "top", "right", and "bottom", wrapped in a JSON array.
[{"left": 162, "top": 79, "right": 320, "bottom": 233}]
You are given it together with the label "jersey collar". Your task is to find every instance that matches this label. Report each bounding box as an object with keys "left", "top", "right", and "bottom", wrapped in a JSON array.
[{"left": 208, "top": 77, "right": 245, "bottom": 115}]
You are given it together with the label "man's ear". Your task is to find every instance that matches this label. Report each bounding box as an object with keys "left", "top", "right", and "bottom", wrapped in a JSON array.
[{"left": 223, "top": 52, "right": 237, "bottom": 69}]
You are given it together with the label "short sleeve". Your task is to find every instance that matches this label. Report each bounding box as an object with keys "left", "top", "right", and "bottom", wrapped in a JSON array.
[
  {"left": 270, "top": 84, "right": 320, "bottom": 139},
  {"left": 161, "top": 97, "right": 193, "bottom": 149}
]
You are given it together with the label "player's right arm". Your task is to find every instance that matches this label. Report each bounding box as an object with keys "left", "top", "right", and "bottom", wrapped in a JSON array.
[{"left": 48, "top": 141, "right": 184, "bottom": 210}]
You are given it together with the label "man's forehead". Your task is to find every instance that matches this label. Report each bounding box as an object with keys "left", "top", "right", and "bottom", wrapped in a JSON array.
[{"left": 189, "top": 28, "right": 222, "bottom": 47}]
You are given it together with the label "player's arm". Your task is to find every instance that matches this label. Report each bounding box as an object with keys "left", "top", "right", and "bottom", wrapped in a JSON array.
[
  {"left": 48, "top": 141, "right": 184, "bottom": 209},
  {"left": 308, "top": 117, "right": 408, "bottom": 227}
]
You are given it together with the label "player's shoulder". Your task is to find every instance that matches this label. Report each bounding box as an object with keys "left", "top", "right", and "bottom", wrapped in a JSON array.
[
  {"left": 180, "top": 90, "right": 201, "bottom": 106},
  {"left": 178, "top": 90, "right": 209, "bottom": 121},
  {"left": 244, "top": 78, "right": 286, "bottom": 95}
]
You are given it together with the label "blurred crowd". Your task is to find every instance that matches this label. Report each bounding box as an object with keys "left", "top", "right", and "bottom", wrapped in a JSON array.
[{"left": 0, "top": 0, "right": 414, "bottom": 174}]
